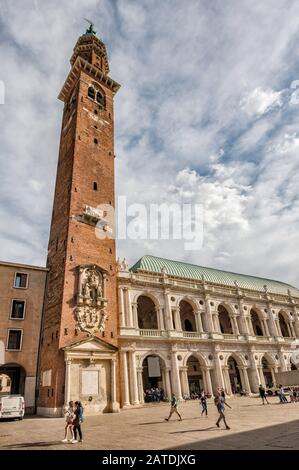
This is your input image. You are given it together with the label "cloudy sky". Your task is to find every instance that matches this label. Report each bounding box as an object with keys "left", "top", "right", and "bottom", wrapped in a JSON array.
[{"left": 0, "top": 0, "right": 299, "bottom": 288}]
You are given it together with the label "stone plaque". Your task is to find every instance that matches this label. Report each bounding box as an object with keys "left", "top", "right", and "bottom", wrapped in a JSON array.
[
  {"left": 81, "top": 370, "right": 99, "bottom": 395},
  {"left": 42, "top": 369, "right": 52, "bottom": 387}
]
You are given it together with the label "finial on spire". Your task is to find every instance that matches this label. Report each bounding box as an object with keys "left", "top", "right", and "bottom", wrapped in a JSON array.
[{"left": 84, "top": 18, "right": 96, "bottom": 36}]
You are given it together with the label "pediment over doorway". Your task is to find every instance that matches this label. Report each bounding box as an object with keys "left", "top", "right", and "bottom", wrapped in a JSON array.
[{"left": 62, "top": 336, "right": 118, "bottom": 353}]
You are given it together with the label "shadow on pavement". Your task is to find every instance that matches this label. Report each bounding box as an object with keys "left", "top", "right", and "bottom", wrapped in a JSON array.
[
  {"left": 4, "top": 441, "right": 65, "bottom": 448},
  {"left": 168, "top": 418, "right": 299, "bottom": 450}
]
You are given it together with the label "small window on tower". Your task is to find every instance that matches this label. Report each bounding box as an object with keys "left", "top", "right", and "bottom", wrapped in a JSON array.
[
  {"left": 93, "top": 182, "right": 98, "bottom": 191},
  {"left": 96, "top": 91, "right": 105, "bottom": 110},
  {"left": 94, "top": 138, "right": 98, "bottom": 144},
  {"left": 88, "top": 86, "right": 95, "bottom": 100}
]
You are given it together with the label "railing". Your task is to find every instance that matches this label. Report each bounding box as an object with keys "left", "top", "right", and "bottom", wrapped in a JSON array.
[
  {"left": 139, "top": 329, "right": 163, "bottom": 337},
  {"left": 182, "top": 332, "right": 202, "bottom": 338},
  {"left": 222, "top": 333, "right": 238, "bottom": 341}
]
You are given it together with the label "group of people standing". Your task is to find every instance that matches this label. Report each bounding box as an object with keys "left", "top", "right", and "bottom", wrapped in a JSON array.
[
  {"left": 62, "top": 401, "right": 84, "bottom": 444},
  {"left": 164, "top": 388, "right": 231, "bottom": 430}
]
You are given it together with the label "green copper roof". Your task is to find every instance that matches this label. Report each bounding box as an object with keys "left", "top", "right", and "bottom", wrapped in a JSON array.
[{"left": 130, "top": 255, "right": 299, "bottom": 298}]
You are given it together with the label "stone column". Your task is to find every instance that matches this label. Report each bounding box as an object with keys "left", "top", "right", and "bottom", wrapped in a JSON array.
[
  {"left": 64, "top": 358, "right": 72, "bottom": 405},
  {"left": 275, "top": 318, "right": 282, "bottom": 337},
  {"left": 121, "top": 351, "right": 130, "bottom": 407},
  {"left": 203, "top": 367, "right": 213, "bottom": 396},
  {"left": 174, "top": 308, "right": 182, "bottom": 331},
  {"left": 123, "top": 288, "right": 132, "bottom": 327},
  {"left": 131, "top": 302, "right": 138, "bottom": 329},
  {"left": 263, "top": 319, "right": 270, "bottom": 337},
  {"left": 239, "top": 366, "right": 251, "bottom": 394},
  {"left": 213, "top": 353, "right": 225, "bottom": 390},
  {"left": 137, "top": 368, "right": 144, "bottom": 404},
  {"left": 196, "top": 311, "right": 204, "bottom": 333},
  {"left": 290, "top": 322, "right": 296, "bottom": 338},
  {"left": 180, "top": 367, "right": 190, "bottom": 398},
  {"left": 279, "top": 351, "right": 287, "bottom": 372},
  {"left": 194, "top": 310, "right": 201, "bottom": 333},
  {"left": 129, "top": 351, "right": 139, "bottom": 405},
  {"left": 270, "top": 367, "right": 276, "bottom": 386},
  {"left": 232, "top": 316, "right": 239, "bottom": 335},
  {"left": 258, "top": 365, "right": 266, "bottom": 388},
  {"left": 223, "top": 366, "right": 232, "bottom": 395},
  {"left": 119, "top": 287, "right": 125, "bottom": 327},
  {"left": 248, "top": 352, "right": 260, "bottom": 393},
  {"left": 164, "top": 290, "right": 173, "bottom": 330},
  {"left": 164, "top": 368, "right": 172, "bottom": 399},
  {"left": 286, "top": 322, "right": 292, "bottom": 338},
  {"left": 157, "top": 308, "right": 165, "bottom": 331},
  {"left": 110, "top": 358, "right": 119, "bottom": 412},
  {"left": 204, "top": 296, "right": 214, "bottom": 333},
  {"left": 171, "top": 352, "right": 182, "bottom": 399}
]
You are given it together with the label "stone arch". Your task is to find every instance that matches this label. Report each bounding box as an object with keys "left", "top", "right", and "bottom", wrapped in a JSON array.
[
  {"left": 260, "top": 353, "right": 276, "bottom": 388},
  {"left": 278, "top": 310, "right": 292, "bottom": 337},
  {"left": 250, "top": 307, "right": 264, "bottom": 336},
  {"left": 183, "top": 351, "right": 208, "bottom": 368},
  {"left": 133, "top": 291, "right": 161, "bottom": 308},
  {"left": 139, "top": 352, "right": 169, "bottom": 401},
  {"left": 136, "top": 295, "right": 159, "bottom": 330},
  {"left": 218, "top": 304, "right": 234, "bottom": 334},
  {"left": 179, "top": 300, "right": 196, "bottom": 332},
  {"left": 225, "top": 353, "right": 247, "bottom": 394}
]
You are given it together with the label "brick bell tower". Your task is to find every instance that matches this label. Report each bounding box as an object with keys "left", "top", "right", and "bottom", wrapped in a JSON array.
[{"left": 37, "top": 23, "right": 120, "bottom": 416}]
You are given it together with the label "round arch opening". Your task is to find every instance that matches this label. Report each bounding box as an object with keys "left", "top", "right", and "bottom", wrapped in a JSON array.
[
  {"left": 142, "top": 355, "right": 165, "bottom": 402},
  {"left": 179, "top": 300, "right": 196, "bottom": 332},
  {"left": 137, "top": 296, "right": 158, "bottom": 330}
]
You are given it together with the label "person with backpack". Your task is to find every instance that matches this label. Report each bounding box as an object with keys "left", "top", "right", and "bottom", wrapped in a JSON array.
[
  {"left": 214, "top": 393, "right": 231, "bottom": 430},
  {"left": 164, "top": 393, "right": 182, "bottom": 421},
  {"left": 73, "top": 401, "right": 84, "bottom": 443}
]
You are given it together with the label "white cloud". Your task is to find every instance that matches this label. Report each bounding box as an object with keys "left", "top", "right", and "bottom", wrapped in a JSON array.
[
  {"left": 240, "top": 87, "right": 283, "bottom": 117},
  {"left": 0, "top": 0, "right": 299, "bottom": 289}
]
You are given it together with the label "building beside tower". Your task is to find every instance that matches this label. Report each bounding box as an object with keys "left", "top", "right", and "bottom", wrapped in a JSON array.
[{"left": 0, "top": 27, "right": 299, "bottom": 416}]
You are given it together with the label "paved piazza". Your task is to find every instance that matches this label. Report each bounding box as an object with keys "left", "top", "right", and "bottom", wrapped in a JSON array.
[{"left": 1, "top": 396, "right": 299, "bottom": 450}]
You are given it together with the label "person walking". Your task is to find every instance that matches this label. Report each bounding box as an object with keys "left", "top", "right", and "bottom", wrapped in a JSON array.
[
  {"left": 200, "top": 391, "right": 208, "bottom": 417},
  {"left": 165, "top": 393, "right": 182, "bottom": 421},
  {"left": 73, "top": 401, "right": 84, "bottom": 443},
  {"left": 279, "top": 385, "right": 288, "bottom": 403},
  {"left": 259, "top": 384, "right": 269, "bottom": 404},
  {"left": 214, "top": 393, "right": 231, "bottom": 430},
  {"left": 62, "top": 401, "right": 75, "bottom": 443}
]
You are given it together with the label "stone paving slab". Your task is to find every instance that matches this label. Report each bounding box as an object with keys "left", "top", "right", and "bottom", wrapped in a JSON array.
[{"left": 1, "top": 396, "right": 299, "bottom": 450}]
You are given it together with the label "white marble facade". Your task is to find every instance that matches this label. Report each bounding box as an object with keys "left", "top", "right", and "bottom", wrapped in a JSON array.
[{"left": 118, "top": 268, "right": 299, "bottom": 406}]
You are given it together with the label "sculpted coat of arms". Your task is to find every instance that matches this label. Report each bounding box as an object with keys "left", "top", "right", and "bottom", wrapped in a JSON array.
[{"left": 75, "top": 265, "right": 108, "bottom": 335}]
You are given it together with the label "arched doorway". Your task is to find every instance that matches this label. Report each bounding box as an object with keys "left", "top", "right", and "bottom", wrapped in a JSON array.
[
  {"left": 262, "top": 358, "right": 273, "bottom": 388},
  {"left": 186, "top": 356, "right": 204, "bottom": 397},
  {"left": 250, "top": 309, "right": 264, "bottom": 336},
  {"left": 137, "top": 296, "right": 158, "bottom": 329},
  {"left": 218, "top": 305, "right": 233, "bottom": 334},
  {"left": 278, "top": 312, "right": 290, "bottom": 338},
  {"left": 0, "top": 364, "right": 26, "bottom": 396},
  {"left": 227, "top": 356, "right": 242, "bottom": 393},
  {"left": 179, "top": 300, "right": 196, "bottom": 332},
  {"left": 142, "top": 355, "right": 165, "bottom": 402}
]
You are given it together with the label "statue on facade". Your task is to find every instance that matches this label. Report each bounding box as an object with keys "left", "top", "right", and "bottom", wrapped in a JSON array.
[{"left": 75, "top": 265, "right": 107, "bottom": 335}]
